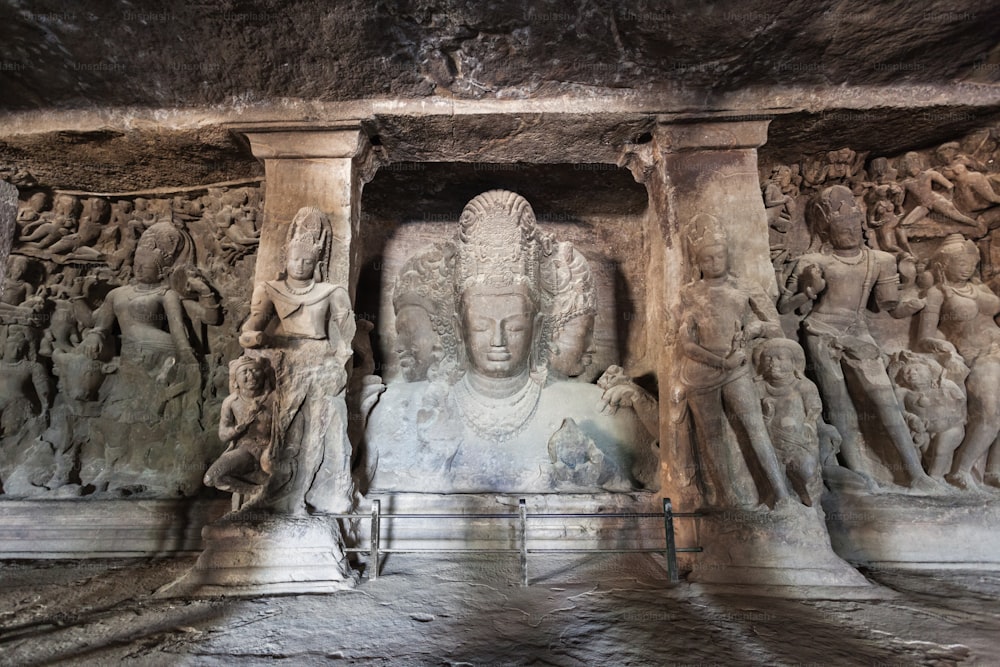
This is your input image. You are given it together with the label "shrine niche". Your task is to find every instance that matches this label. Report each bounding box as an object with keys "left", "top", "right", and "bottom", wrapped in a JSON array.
[
  {"left": 0, "top": 182, "right": 262, "bottom": 498},
  {"left": 364, "top": 189, "right": 659, "bottom": 495}
]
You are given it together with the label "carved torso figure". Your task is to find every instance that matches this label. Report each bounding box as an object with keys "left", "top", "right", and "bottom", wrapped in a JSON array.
[
  {"left": 366, "top": 190, "right": 659, "bottom": 495},
  {"left": 236, "top": 206, "right": 356, "bottom": 515},
  {"left": 779, "top": 185, "right": 936, "bottom": 492}
]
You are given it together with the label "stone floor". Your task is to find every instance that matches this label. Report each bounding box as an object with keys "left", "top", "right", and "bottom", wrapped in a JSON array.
[{"left": 0, "top": 553, "right": 997, "bottom": 666}]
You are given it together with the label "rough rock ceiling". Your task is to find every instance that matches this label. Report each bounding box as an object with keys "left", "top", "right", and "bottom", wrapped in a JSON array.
[
  {"left": 2, "top": 0, "right": 999, "bottom": 110},
  {"left": 1, "top": 0, "right": 999, "bottom": 192}
]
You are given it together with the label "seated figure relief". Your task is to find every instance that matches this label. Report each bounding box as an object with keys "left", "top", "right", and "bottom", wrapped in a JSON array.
[
  {"left": 753, "top": 338, "right": 837, "bottom": 507},
  {"left": 203, "top": 355, "right": 275, "bottom": 497},
  {"left": 366, "top": 190, "right": 659, "bottom": 494},
  {"left": 888, "top": 350, "right": 967, "bottom": 483}
]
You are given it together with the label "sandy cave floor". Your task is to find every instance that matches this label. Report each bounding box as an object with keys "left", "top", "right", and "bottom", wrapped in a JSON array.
[{"left": 0, "top": 554, "right": 998, "bottom": 666}]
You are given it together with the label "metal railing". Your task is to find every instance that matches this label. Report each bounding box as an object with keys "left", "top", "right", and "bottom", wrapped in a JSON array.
[{"left": 331, "top": 497, "right": 701, "bottom": 585}]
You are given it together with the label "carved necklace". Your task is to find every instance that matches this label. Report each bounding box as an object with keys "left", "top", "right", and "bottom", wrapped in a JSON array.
[
  {"left": 831, "top": 250, "right": 865, "bottom": 265},
  {"left": 453, "top": 374, "right": 542, "bottom": 441},
  {"left": 760, "top": 380, "right": 796, "bottom": 397},
  {"left": 283, "top": 280, "right": 315, "bottom": 296}
]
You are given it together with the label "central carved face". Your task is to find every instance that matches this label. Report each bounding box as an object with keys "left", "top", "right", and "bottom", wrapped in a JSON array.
[
  {"left": 828, "top": 208, "right": 864, "bottom": 250},
  {"left": 133, "top": 249, "right": 162, "bottom": 284},
  {"left": 286, "top": 245, "right": 318, "bottom": 281},
  {"left": 943, "top": 249, "right": 979, "bottom": 283},
  {"left": 696, "top": 244, "right": 729, "bottom": 280},
  {"left": 236, "top": 364, "right": 265, "bottom": 394},
  {"left": 761, "top": 347, "right": 796, "bottom": 386},
  {"left": 901, "top": 363, "right": 933, "bottom": 390},
  {"left": 460, "top": 286, "right": 536, "bottom": 379},
  {"left": 3, "top": 334, "right": 27, "bottom": 361}
]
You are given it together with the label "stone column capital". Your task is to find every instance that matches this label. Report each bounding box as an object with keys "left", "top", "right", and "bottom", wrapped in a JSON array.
[
  {"left": 654, "top": 118, "right": 771, "bottom": 153},
  {"left": 231, "top": 121, "right": 373, "bottom": 160}
]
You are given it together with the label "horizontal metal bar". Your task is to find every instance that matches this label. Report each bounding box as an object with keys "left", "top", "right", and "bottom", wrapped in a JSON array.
[
  {"left": 524, "top": 512, "right": 666, "bottom": 519},
  {"left": 347, "top": 546, "right": 702, "bottom": 554},
  {"left": 378, "top": 548, "right": 521, "bottom": 554},
  {"left": 331, "top": 512, "right": 704, "bottom": 520},
  {"left": 527, "top": 548, "right": 674, "bottom": 554},
  {"left": 378, "top": 513, "right": 521, "bottom": 519}
]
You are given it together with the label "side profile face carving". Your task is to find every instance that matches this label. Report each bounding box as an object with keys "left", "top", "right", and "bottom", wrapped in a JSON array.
[
  {"left": 394, "top": 304, "right": 435, "bottom": 381},
  {"left": 540, "top": 241, "right": 597, "bottom": 379},
  {"left": 549, "top": 312, "right": 594, "bottom": 378}
]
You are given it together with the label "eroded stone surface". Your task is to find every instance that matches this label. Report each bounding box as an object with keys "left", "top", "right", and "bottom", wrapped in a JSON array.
[{"left": 0, "top": 555, "right": 997, "bottom": 665}]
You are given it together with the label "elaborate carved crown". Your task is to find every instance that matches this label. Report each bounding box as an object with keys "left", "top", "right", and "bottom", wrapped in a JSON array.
[
  {"left": 283, "top": 206, "right": 332, "bottom": 281},
  {"left": 393, "top": 241, "right": 456, "bottom": 330},
  {"left": 686, "top": 213, "right": 727, "bottom": 255},
  {"left": 455, "top": 190, "right": 541, "bottom": 301}
]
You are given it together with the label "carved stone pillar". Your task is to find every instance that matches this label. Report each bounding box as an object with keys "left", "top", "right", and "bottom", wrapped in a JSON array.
[
  {"left": 625, "top": 120, "right": 869, "bottom": 590},
  {"left": 158, "top": 123, "right": 379, "bottom": 597},
  {"left": 623, "top": 120, "right": 774, "bottom": 520}
]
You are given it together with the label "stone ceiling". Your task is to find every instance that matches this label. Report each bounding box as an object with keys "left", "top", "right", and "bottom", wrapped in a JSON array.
[{"left": 1, "top": 0, "right": 999, "bottom": 191}]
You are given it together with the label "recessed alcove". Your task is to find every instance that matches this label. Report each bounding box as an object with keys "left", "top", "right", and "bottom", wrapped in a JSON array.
[{"left": 357, "top": 161, "right": 651, "bottom": 384}]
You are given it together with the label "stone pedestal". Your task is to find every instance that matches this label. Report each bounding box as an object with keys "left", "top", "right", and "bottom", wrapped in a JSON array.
[
  {"left": 687, "top": 502, "right": 871, "bottom": 591},
  {"left": 824, "top": 490, "right": 1000, "bottom": 570},
  {"left": 157, "top": 514, "right": 358, "bottom": 597}
]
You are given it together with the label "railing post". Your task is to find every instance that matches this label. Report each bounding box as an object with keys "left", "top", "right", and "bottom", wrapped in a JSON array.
[
  {"left": 370, "top": 499, "right": 381, "bottom": 581},
  {"left": 664, "top": 497, "right": 678, "bottom": 584},
  {"left": 518, "top": 498, "right": 528, "bottom": 587}
]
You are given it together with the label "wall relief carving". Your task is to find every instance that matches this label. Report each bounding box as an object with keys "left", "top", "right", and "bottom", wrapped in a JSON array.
[
  {"left": 0, "top": 183, "right": 261, "bottom": 498},
  {"left": 759, "top": 128, "right": 1000, "bottom": 494}
]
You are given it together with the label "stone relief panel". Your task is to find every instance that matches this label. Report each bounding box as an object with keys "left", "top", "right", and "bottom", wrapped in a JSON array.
[
  {"left": 364, "top": 190, "right": 659, "bottom": 494},
  {"left": 758, "top": 127, "right": 1000, "bottom": 493},
  {"left": 0, "top": 181, "right": 262, "bottom": 498}
]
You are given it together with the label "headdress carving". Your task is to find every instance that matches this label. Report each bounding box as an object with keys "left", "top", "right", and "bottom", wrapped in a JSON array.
[
  {"left": 930, "top": 233, "right": 980, "bottom": 284},
  {"left": 283, "top": 206, "right": 332, "bottom": 282},
  {"left": 806, "top": 184, "right": 861, "bottom": 251},
  {"left": 686, "top": 213, "right": 727, "bottom": 253},
  {"left": 540, "top": 241, "right": 597, "bottom": 335},
  {"left": 393, "top": 241, "right": 459, "bottom": 362},
  {"left": 455, "top": 190, "right": 541, "bottom": 304}
]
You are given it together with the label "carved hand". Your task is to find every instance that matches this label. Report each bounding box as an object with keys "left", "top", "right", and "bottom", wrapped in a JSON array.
[
  {"left": 239, "top": 331, "right": 265, "bottom": 349},
  {"left": 599, "top": 383, "right": 640, "bottom": 414},
  {"left": 800, "top": 264, "right": 826, "bottom": 299},
  {"left": 81, "top": 333, "right": 103, "bottom": 359},
  {"left": 723, "top": 350, "right": 747, "bottom": 370}
]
